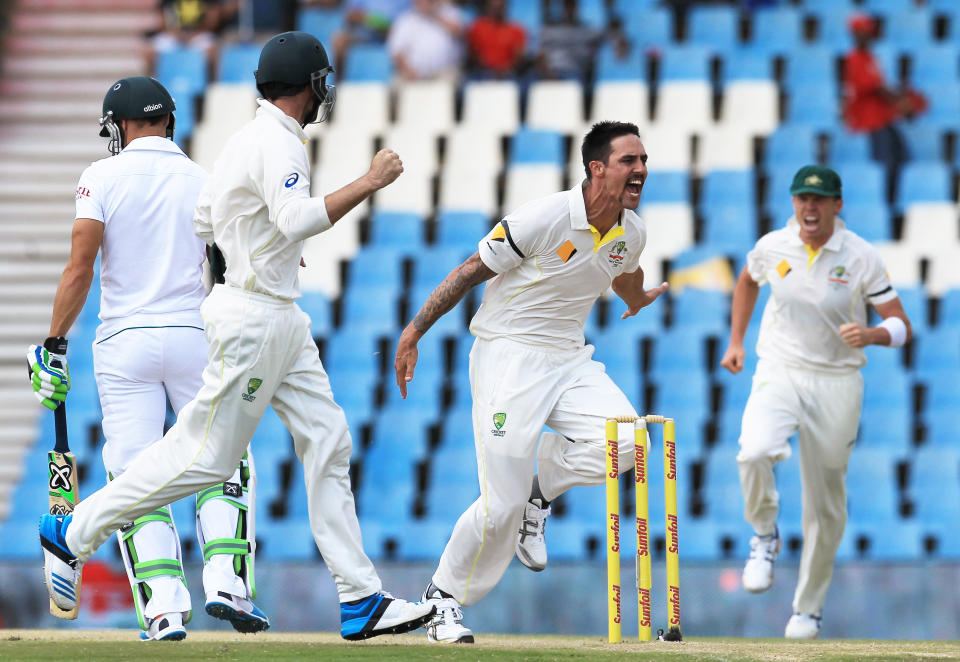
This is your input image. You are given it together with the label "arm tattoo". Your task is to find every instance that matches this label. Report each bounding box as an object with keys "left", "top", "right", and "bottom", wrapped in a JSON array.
[{"left": 412, "top": 253, "right": 495, "bottom": 335}]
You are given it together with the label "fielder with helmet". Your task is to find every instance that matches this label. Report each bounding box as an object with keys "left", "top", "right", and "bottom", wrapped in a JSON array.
[
  {"left": 29, "top": 76, "right": 268, "bottom": 640},
  {"left": 38, "top": 32, "right": 436, "bottom": 640}
]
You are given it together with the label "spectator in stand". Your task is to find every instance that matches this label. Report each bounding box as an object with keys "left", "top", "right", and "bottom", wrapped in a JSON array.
[
  {"left": 841, "top": 13, "right": 926, "bottom": 201},
  {"left": 465, "top": 0, "right": 526, "bottom": 79},
  {"left": 149, "top": 0, "right": 238, "bottom": 75},
  {"left": 535, "top": 0, "right": 601, "bottom": 82},
  {"left": 331, "top": 0, "right": 411, "bottom": 72},
  {"left": 388, "top": 0, "right": 464, "bottom": 81}
]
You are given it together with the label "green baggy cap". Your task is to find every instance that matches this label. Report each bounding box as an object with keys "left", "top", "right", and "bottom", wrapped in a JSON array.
[{"left": 789, "top": 165, "right": 842, "bottom": 197}]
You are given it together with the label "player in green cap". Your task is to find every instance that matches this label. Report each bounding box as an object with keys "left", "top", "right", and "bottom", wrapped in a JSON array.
[{"left": 720, "top": 164, "right": 912, "bottom": 639}]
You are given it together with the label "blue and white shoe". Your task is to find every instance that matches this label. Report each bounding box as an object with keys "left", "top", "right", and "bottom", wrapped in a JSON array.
[
  {"left": 205, "top": 590, "right": 270, "bottom": 633},
  {"left": 140, "top": 612, "right": 187, "bottom": 641},
  {"left": 340, "top": 592, "right": 436, "bottom": 641},
  {"left": 39, "top": 513, "right": 81, "bottom": 619}
]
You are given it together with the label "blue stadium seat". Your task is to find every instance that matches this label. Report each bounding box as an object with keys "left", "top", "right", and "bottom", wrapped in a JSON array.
[
  {"left": 922, "top": 406, "right": 960, "bottom": 446},
  {"left": 784, "top": 46, "right": 835, "bottom": 89},
  {"left": 507, "top": 0, "right": 544, "bottom": 44},
  {"left": 640, "top": 171, "right": 690, "bottom": 203},
  {"left": 340, "top": 285, "right": 398, "bottom": 333},
  {"left": 845, "top": 448, "right": 902, "bottom": 525},
  {"left": 590, "top": 325, "right": 643, "bottom": 378},
  {"left": 435, "top": 211, "right": 492, "bottom": 250},
  {"left": 217, "top": 43, "right": 261, "bottom": 84},
  {"left": 911, "top": 447, "right": 960, "bottom": 530},
  {"left": 572, "top": 0, "right": 607, "bottom": 30},
  {"left": 250, "top": 411, "right": 291, "bottom": 504},
  {"left": 298, "top": 290, "right": 332, "bottom": 337},
  {"left": 836, "top": 161, "right": 885, "bottom": 205},
  {"left": 858, "top": 403, "right": 912, "bottom": 449},
  {"left": 900, "top": 123, "right": 945, "bottom": 162},
  {"left": 369, "top": 211, "right": 425, "bottom": 246},
  {"left": 720, "top": 49, "right": 773, "bottom": 83},
  {"left": 687, "top": 5, "right": 740, "bottom": 55},
  {"left": 440, "top": 405, "right": 474, "bottom": 448},
  {"left": 681, "top": 518, "right": 724, "bottom": 560},
  {"left": 913, "top": 327, "right": 960, "bottom": 378},
  {"left": 600, "top": 355, "right": 644, "bottom": 406},
  {"left": 357, "top": 480, "right": 416, "bottom": 523},
  {"left": 861, "top": 344, "right": 905, "bottom": 379},
  {"left": 256, "top": 520, "right": 317, "bottom": 560},
  {"left": 659, "top": 46, "right": 711, "bottom": 81},
  {"left": 509, "top": 128, "right": 564, "bottom": 166},
  {"left": 424, "top": 479, "right": 479, "bottom": 523},
  {"left": 763, "top": 125, "right": 817, "bottom": 167},
  {"left": 785, "top": 82, "right": 839, "bottom": 129},
  {"left": 827, "top": 129, "right": 872, "bottom": 164},
  {"left": 595, "top": 43, "right": 646, "bottom": 82},
  {"left": 862, "top": 0, "right": 913, "bottom": 11},
  {"left": 653, "top": 371, "right": 710, "bottom": 414},
  {"left": 746, "top": 6, "right": 802, "bottom": 58},
  {"left": 395, "top": 519, "right": 453, "bottom": 560},
  {"left": 702, "top": 446, "right": 743, "bottom": 527},
  {"left": 840, "top": 202, "right": 890, "bottom": 241},
  {"left": 620, "top": 7, "right": 673, "bottom": 52},
  {"left": 412, "top": 247, "right": 471, "bottom": 290},
  {"left": 916, "top": 83, "right": 960, "bottom": 128},
  {"left": 845, "top": 520, "right": 923, "bottom": 560},
  {"left": 297, "top": 6, "right": 344, "bottom": 45},
  {"left": 345, "top": 247, "right": 406, "bottom": 288},
  {"left": 545, "top": 519, "right": 591, "bottom": 560},
  {"left": 909, "top": 45, "right": 960, "bottom": 89},
  {"left": 890, "top": 286, "right": 927, "bottom": 332},
  {"left": 702, "top": 205, "right": 757, "bottom": 257},
  {"left": 344, "top": 44, "right": 392, "bottom": 82},
  {"left": 649, "top": 328, "right": 712, "bottom": 374},
  {"left": 809, "top": 6, "right": 856, "bottom": 54},
  {"left": 881, "top": 10, "right": 933, "bottom": 50},
  {"left": 156, "top": 47, "right": 207, "bottom": 97},
  {"left": 715, "top": 407, "right": 744, "bottom": 446},
  {"left": 671, "top": 287, "right": 729, "bottom": 333},
  {"left": 604, "top": 297, "right": 664, "bottom": 335},
  {"left": 925, "top": 374, "right": 960, "bottom": 411},
  {"left": 896, "top": 161, "right": 952, "bottom": 211},
  {"left": 700, "top": 171, "right": 755, "bottom": 212},
  {"left": 325, "top": 328, "right": 382, "bottom": 376},
  {"left": 408, "top": 284, "right": 470, "bottom": 336},
  {"left": 937, "top": 288, "right": 960, "bottom": 328}
]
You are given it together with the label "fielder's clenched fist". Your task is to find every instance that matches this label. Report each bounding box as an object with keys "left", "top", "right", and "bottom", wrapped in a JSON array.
[{"left": 367, "top": 149, "right": 403, "bottom": 189}]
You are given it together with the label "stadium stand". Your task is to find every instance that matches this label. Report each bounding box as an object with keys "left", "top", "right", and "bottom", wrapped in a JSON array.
[{"left": 4, "top": 0, "right": 960, "bottom": 568}]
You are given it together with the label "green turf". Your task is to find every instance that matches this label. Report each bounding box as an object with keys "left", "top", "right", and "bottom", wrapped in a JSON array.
[{"left": 2, "top": 631, "right": 959, "bottom": 662}]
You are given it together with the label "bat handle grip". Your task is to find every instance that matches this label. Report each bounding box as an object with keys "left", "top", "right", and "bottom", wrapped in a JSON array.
[{"left": 53, "top": 404, "right": 69, "bottom": 454}]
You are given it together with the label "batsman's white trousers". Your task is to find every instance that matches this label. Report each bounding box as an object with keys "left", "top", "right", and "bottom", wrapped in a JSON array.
[
  {"left": 94, "top": 325, "right": 207, "bottom": 619},
  {"left": 737, "top": 358, "right": 862, "bottom": 616},
  {"left": 433, "top": 337, "right": 637, "bottom": 606},
  {"left": 68, "top": 284, "right": 381, "bottom": 602}
]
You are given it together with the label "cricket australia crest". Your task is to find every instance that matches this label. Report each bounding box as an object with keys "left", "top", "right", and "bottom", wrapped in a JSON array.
[
  {"left": 607, "top": 241, "right": 627, "bottom": 268},
  {"left": 242, "top": 377, "right": 263, "bottom": 402},
  {"left": 492, "top": 412, "right": 507, "bottom": 437}
]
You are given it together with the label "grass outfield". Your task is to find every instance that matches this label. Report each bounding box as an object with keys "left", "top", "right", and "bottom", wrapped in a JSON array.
[{"left": 1, "top": 630, "right": 959, "bottom": 661}]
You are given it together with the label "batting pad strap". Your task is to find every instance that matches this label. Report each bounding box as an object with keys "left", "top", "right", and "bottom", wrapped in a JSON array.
[
  {"left": 196, "top": 484, "right": 249, "bottom": 511},
  {"left": 119, "top": 507, "right": 173, "bottom": 541},
  {"left": 132, "top": 558, "right": 185, "bottom": 580},
  {"left": 203, "top": 537, "right": 251, "bottom": 563}
]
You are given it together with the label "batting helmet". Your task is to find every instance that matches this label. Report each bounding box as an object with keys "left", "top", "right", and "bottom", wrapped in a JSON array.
[
  {"left": 255, "top": 31, "right": 335, "bottom": 124},
  {"left": 98, "top": 76, "right": 176, "bottom": 155}
]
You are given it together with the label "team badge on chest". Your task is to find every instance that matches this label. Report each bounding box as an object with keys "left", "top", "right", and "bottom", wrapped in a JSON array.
[
  {"left": 607, "top": 241, "right": 627, "bottom": 268},
  {"left": 828, "top": 265, "right": 849, "bottom": 286}
]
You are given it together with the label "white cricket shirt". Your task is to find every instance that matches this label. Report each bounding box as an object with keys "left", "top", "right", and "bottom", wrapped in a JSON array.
[
  {"left": 75, "top": 136, "right": 207, "bottom": 342},
  {"left": 747, "top": 217, "right": 898, "bottom": 373},
  {"left": 472, "top": 182, "right": 646, "bottom": 350},
  {"left": 194, "top": 99, "right": 330, "bottom": 300}
]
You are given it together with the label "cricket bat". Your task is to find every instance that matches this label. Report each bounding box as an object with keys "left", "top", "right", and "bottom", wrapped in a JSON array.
[{"left": 46, "top": 355, "right": 80, "bottom": 619}]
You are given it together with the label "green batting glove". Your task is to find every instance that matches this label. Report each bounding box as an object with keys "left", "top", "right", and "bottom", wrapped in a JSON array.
[{"left": 27, "top": 341, "right": 70, "bottom": 410}]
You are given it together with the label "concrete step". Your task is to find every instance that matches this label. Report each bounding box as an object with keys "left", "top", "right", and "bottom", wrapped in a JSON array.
[
  {"left": 0, "top": 221, "right": 73, "bottom": 241},
  {"left": 0, "top": 180, "right": 76, "bottom": 199},
  {"left": 10, "top": 11, "right": 160, "bottom": 35},
  {"left": 2, "top": 55, "right": 145, "bottom": 79},
  {"left": 0, "top": 98, "right": 103, "bottom": 123},
  {"left": 5, "top": 34, "right": 144, "bottom": 56},
  {"left": 0, "top": 238, "right": 70, "bottom": 260},
  {"left": 0, "top": 138, "right": 103, "bottom": 160},
  {"left": 0, "top": 160, "right": 85, "bottom": 181},
  {"left": 0, "top": 260, "right": 66, "bottom": 279},
  {"left": 0, "top": 201, "right": 77, "bottom": 219},
  {"left": 0, "top": 283, "right": 57, "bottom": 302},
  {"left": 0, "top": 77, "right": 107, "bottom": 102}
]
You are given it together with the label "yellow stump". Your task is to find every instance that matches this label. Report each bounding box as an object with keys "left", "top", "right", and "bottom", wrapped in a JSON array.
[
  {"left": 663, "top": 419, "right": 682, "bottom": 635},
  {"left": 634, "top": 420, "right": 653, "bottom": 641},
  {"left": 605, "top": 419, "right": 621, "bottom": 643}
]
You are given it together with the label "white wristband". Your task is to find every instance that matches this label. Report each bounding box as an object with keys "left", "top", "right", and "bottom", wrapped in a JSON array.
[{"left": 878, "top": 316, "right": 907, "bottom": 348}]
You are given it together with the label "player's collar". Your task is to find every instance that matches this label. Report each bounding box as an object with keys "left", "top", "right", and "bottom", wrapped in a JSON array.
[
  {"left": 122, "top": 135, "right": 186, "bottom": 155},
  {"left": 256, "top": 98, "right": 308, "bottom": 142},
  {"left": 786, "top": 216, "right": 846, "bottom": 252}
]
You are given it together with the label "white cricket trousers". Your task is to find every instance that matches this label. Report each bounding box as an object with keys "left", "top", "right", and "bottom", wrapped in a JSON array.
[
  {"left": 433, "top": 337, "right": 637, "bottom": 606},
  {"left": 737, "top": 358, "right": 862, "bottom": 616},
  {"left": 94, "top": 325, "right": 207, "bottom": 619},
  {"left": 67, "top": 284, "right": 382, "bottom": 602}
]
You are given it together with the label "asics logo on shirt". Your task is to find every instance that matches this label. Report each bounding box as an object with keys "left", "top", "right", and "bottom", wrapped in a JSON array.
[{"left": 284, "top": 173, "right": 299, "bottom": 188}]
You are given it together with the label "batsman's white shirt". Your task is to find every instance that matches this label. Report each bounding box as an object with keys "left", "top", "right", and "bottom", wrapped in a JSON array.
[
  {"left": 75, "top": 136, "right": 207, "bottom": 342},
  {"left": 738, "top": 217, "right": 898, "bottom": 616},
  {"left": 433, "top": 183, "right": 648, "bottom": 605},
  {"left": 472, "top": 182, "right": 646, "bottom": 350},
  {"left": 747, "top": 216, "right": 897, "bottom": 373}
]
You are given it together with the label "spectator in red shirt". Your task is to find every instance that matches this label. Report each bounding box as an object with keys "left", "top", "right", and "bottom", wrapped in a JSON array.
[
  {"left": 466, "top": 0, "right": 527, "bottom": 79},
  {"left": 841, "top": 13, "right": 921, "bottom": 201}
]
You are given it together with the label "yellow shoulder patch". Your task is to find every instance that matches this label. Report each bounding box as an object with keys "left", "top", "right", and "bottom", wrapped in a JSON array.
[
  {"left": 776, "top": 259, "right": 792, "bottom": 279},
  {"left": 556, "top": 239, "right": 577, "bottom": 263},
  {"left": 490, "top": 224, "right": 506, "bottom": 242}
]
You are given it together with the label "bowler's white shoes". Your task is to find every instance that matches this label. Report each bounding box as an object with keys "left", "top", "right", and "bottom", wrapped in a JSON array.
[
  {"left": 140, "top": 612, "right": 187, "bottom": 641},
  {"left": 516, "top": 500, "right": 550, "bottom": 572},
  {"left": 742, "top": 529, "right": 781, "bottom": 593},
  {"left": 785, "top": 612, "right": 821, "bottom": 639},
  {"left": 425, "top": 597, "right": 474, "bottom": 644}
]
